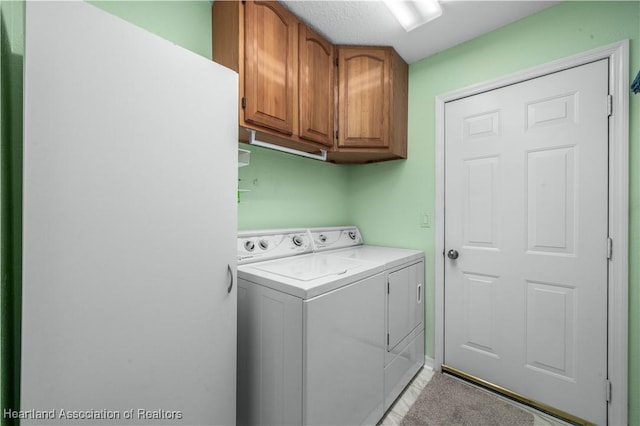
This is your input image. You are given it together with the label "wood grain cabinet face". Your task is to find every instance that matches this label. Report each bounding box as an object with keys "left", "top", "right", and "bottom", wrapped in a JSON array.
[
  {"left": 298, "top": 24, "right": 334, "bottom": 147},
  {"left": 338, "top": 48, "right": 390, "bottom": 149},
  {"left": 212, "top": 2, "right": 408, "bottom": 163},
  {"left": 244, "top": 0, "right": 296, "bottom": 135}
]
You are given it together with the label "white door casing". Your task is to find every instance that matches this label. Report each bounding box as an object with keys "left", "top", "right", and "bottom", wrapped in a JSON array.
[{"left": 435, "top": 41, "right": 629, "bottom": 426}]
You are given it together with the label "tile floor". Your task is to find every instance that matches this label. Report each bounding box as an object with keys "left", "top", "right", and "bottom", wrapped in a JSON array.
[
  {"left": 378, "top": 367, "right": 570, "bottom": 426},
  {"left": 379, "top": 368, "right": 434, "bottom": 426}
]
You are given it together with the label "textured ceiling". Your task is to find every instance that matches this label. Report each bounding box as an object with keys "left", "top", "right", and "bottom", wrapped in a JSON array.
[{"left": 281, "top": 1, "right": 560, "bottom": 64}]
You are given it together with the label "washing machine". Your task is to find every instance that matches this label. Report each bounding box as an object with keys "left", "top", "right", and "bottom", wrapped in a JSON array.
[
  {"left": 309, "top": 226, "right": 425, "bottom": 412},
  {"left": 236, "top": 229, "right": 386, "bottom": 426}
]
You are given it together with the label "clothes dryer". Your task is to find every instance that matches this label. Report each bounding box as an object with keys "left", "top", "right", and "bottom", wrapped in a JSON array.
[{"left": 309, "top": 226, "right": 425, "bottom": 411}]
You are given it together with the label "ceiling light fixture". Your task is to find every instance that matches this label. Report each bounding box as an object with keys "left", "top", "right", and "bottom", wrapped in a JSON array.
[{"left": 383, "top": 0, "right": 443, "bottom": 32}]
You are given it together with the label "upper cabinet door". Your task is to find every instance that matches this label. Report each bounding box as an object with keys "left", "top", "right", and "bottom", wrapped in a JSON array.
[
  {"left": 298, "top": 24, "right": 334, "bottom": 147},
  {"left": 244, "top": 0, "right": 297, "bottom": 135},
  {"left": 338, "top": 48, "right": 390, "bottom": 148}
]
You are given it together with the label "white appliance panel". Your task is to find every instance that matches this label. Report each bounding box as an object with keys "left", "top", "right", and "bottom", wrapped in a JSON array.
[
  {"left": 239, "top": 254, "right": 384, "bottom": 299},
  {"left": 22, "top": 2, "right": 237, "bottom": 424},
  {"left": 304, "top": 273, "right": 385, "bottom": 426},
  {"left": 384, "top": 329, "right": 425, "bottom": 411},
  {"left": 310, "top": 226, "right": 362, "bottom": 251},
  {"left": 388, "top": 262, "right": 424, "bottom": 350},
  {"left": 237, "top": 229, "right": 312, "bottom": 263},
  {"left": 237, "top": 273, "right": 385, "bottom": 426},
  {"left": 255, "top": 254, "right": 367, "bottom": 281},
  {"left": 321, "top": 241, "right": 425, "bottom": 412},
  {"left": 326, "top": 245, "right": 423, "bottom": 269},
  {"left": 237, "top": 281, "right": 303, "bottom": 426}
]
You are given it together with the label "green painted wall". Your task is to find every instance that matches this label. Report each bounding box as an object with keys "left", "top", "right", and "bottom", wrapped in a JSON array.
[
  {"left": 0, "top": 1, "right": 23, "bottom": 425},
  {"left": 90, "top": 1, "right": 213, "bottom": 58},
  {"left": 237, "top": 143, "right": 350, "bottom": 229},
  {"left": 348, "top": 1, "right": 640, "bottom": 423},
  {"left": 3, "top": 0, "right": 640, "bottom": 424}
]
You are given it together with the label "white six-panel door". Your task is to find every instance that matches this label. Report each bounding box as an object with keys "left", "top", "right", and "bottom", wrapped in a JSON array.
[{"left": 444, "top": 60, "right": 609, "bottom": 425}]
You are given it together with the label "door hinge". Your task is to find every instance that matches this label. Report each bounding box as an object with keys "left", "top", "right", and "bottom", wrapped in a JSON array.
[
  {"left": 335, "top": 130, "right": 339, "bottom": 140},
  {"left": 387, "top": 333, "right": 390, "bottom": 346},
  {"left": 607, "top": 94, "right": 613, "bottom": 116},
  {"left": 241, "top": 97, "right": 246, "bottom": 109},
  {"left": 607, "top": 237, "right": 613, "bottom": 260},
  {"left": 335, "top": 57, "right": 339, "bottom": 67},
  {"left": 605, "top": 379, "right": 612, "bottom": 402},
  {"left": 387, "top": 281, "right": 390, "bottom": 294}
]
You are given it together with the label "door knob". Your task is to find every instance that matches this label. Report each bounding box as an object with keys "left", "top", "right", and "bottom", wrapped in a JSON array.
[{"left": 447, "top": 249, "right": 459, "bottom": 260}]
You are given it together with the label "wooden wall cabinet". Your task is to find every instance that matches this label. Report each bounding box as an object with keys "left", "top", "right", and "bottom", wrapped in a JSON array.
[
  {"left": 331, "top": 46, "right": 408, "bottom": 163},
  {"left": 212, "top": 1, "right": 408, "bottom": 163},
  {"left": 298, "top": 24, "right": 334, "bottom": 148},
  {"left": 244, "top": 0, "right": 296, "bottom": 135},
  {"left": 212, "top": 0, "right": 332, "bottom": 155}
]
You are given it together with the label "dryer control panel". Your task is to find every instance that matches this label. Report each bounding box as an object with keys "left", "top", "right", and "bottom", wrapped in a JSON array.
[{"left": 309, "top": 226, "right": 363, "bottom": 252}]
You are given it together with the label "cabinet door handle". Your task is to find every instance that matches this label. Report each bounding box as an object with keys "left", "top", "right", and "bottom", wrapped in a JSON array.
[
  {"left": 227, "top": 264, "right": 234, "bottom": 294},
  {"left": 417, "top": 283, "right": 422, "bottom": 304}
]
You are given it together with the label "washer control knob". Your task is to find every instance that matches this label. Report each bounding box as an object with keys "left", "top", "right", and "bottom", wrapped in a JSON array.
[
  {"left": 319, "top": 234, "right": 327, "bottom": 243},
  {"left": 259, "top": 239, "right": 269, "bottom": 250},
  {"left": 292, "top": 235, "right": 303, "bottom": 247},
  {"left": 244, "top": 240, "right": 255, "bottom": 252},
  {"left": 348, "top": 231, "right": 357, "bottom": 240}
]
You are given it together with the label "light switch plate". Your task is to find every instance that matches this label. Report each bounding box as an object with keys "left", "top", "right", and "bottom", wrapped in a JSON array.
[{"left": 420, "top": 213, "right": 431, "bottom": 228}]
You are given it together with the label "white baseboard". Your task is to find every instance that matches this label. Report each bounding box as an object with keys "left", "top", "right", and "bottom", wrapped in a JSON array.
[{"left": 424, "top": 356, "right": 435, "bottom": 370}]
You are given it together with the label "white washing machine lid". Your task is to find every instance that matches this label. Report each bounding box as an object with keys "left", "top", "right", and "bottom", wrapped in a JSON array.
[
  {"left": 324, "top": 245, "right": 423, "bottom": 269},
  {"left": 254, "top": 255, "right": 362, "bottom": 281},
  {"left": 238, "top": 253, "right": 385, "bottom": 299}
]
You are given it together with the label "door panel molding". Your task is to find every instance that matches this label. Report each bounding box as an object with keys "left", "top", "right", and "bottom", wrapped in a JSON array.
[{"left": 434, "top": 40, "right": 629, "bottom": 426}]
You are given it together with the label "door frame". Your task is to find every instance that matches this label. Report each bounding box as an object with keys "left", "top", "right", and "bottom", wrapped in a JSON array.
[{"left": 434, "top": 40, "right": 629, "bottom": 426}]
